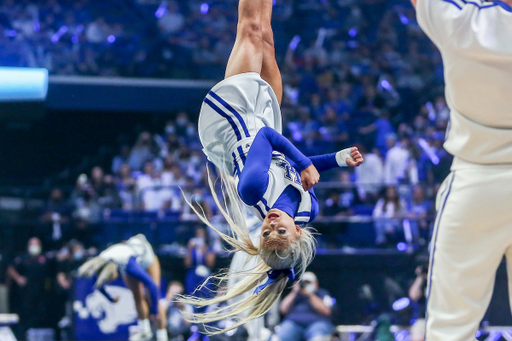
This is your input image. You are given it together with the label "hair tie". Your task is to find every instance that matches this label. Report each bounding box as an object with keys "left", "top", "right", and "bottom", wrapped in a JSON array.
[{"left": 253, "top": 268, "right": 295, "bottom": 295}]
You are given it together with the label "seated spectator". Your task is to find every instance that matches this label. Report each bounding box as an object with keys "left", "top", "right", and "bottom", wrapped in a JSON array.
[
  {"left": 39, "top": 188, "right": 73, "bottom": 246},
  {"left": 137, "top": 161, "right": 167, "bottom": 211},
  {"left": 354, "top": 145, "right": 384, "bottom": 203},
  {"left": 112, "top": 145, "right": 132, "bottom": 175},
  {"left": 373, "top": 186, "right": 407, "bottom": 246},
  {"left": 184, "top": 227, "right": 216, "bottom": 304},
  {"left": 117, "top": 163, "right": 137, "bottom": 210},
  {"left": 160, "top": 281, "right": 193, "bottom": 341},
  {"left": 408, "top": 186, "right": 432, "bottom": 244},
  {"left": 130, "top": 132, "right": 156, "bottom": 171},
  {"left": 274, "top": 272, "right": 334, "bottom": 341},
  {"left": 157, "top": 1, "right": 184, "bottom": 35},
  {"left": 384, "top": 135, "right": 418, "bottom": 185}
]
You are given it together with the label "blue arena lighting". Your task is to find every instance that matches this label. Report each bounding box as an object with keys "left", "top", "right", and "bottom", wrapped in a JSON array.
[
  {"left": 200, "top": 3, "right": 209, "bottom": 14},
  {"left": 0, "top": 67, "right": 49, "bottom": 102},
  {"left": 397, "top": 242, "right": 407, "bottom": 251},
  {"left": 155, "top": 1, "right": 167, "bottom": 18},
  {"left": 51, "top": 25, "right": 68, "bottom": 43},
  {"left": 349, "top": 28, "right": 358, "bottom": 37},
  {"left": 108, "top": 35, "right": 116, "bottom": 43},
  {"left": 392, "top": 297, "right": 410, "bottom": 311},
  {"left": 399, "top": 13, "right": 410, "bottom": 25}
]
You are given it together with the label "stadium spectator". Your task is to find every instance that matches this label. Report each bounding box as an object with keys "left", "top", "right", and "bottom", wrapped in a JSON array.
[
  {"left": 112, "top": 145, "right": 132, "bottom": 175},
  {"left": 275, "top": 272, "right": 334, "bottom": 341},
  {"left": 157, "top": 1, "right": 185, "bottom": 35},
  {"left": 7, "top": 238, "right": 53, "bottom": 335},
  {"left": 373, "top": 186, "right": 406, "bottom": 246},
  {"left": 39, "top": 188, "right": 72, "bottom": 247},
  {"left": 354, "top": 146, "right": 384, "bottom": 203},
  {"left": 409, "top": 264, "right": 428, "bottom": 341},
  {"left": 130, "top": 132, "right": 156, "bottom": 171},
  {"left": 384, "top": 135, "right": 418, "bottom": 185},
  {"left": 160, "top": 281, "right": 193, "bottom": 341},
  {"left": 117, "top": 163, "right": 137, "bottom": 210},
  {"left": 184, "top": 227, "right": 215, "bottom": 302},
  {"left": 54, "top": 240, "right": 88, "bottom": 337},
  {"left": 408, "top": 185, "right": 432, "bottom": 244}
]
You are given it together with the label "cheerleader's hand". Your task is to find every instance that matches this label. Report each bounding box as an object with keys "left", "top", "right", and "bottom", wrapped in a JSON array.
[
  {"left": 301, "top": 164, "right": 320, "bottom": 191},
  {"left": 346, "top": 147, "right": 364, "bottom": 167}
]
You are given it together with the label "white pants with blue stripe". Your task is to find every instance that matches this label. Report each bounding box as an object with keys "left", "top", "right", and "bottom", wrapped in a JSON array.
[
  {"left": 198, "top": 72, "right": 282, "bottom": 175},
  {"left": 426, "top": 157, "right": 512, "bottom": 341}
]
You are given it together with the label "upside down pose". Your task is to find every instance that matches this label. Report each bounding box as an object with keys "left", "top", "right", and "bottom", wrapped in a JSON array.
[
  {"left": 78, "top": 234, "right": 167, "bottom": 341},
  {"left": 179, "top": 0, "right": 363, "bottom": 334}
]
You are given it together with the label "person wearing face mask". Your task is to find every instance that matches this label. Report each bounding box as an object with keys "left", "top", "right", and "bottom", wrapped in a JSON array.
[
  {"left": 7, "top": 237, "right": 52, "bottom": 336},
  {"left": 55, "top": 240, "right": 89, "bottom": 337},
  {"left": 273, "top": 272, "right": 335, "bottom": 341}
]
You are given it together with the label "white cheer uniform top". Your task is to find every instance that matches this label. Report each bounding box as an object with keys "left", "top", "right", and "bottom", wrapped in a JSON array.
[
  {"left": 99, "top": 234, "right": 155, "bottom": 274},
  {"left": 416, "top": 0, "right": 512, "bottom": 164}
]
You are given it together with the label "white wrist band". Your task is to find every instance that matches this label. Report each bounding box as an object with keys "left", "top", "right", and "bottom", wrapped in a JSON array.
[{"left": 335, "top": 148, "right": 352, "bottom": 167}]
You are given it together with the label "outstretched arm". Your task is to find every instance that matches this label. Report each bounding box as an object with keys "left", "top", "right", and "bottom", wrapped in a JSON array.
[
  {"left": 125, "top": 257, "right": 159, "bottom": 315},
  {"left": 238, "top": 127, "right": 317, "bottom": 204},
  {"left": 288, "top": 148, "right": 364, "bottom": 173}
]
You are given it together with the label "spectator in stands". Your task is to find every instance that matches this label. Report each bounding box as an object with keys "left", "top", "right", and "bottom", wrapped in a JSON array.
[
  {"left": 160, "top": 281, "right": 193, "bottom": 341},
  {"left": 117, "top": 163, "right": 137, "bottom": 210},
  {"left": 55, "top": 240, "right": 88, "bottom": 337},
  {"left": 112, "top": 145, "right": 132, "bottom": 175},
  {"left": 7, "top": 237, "right": 53, "bottom": 335},
  {"left": 184, "top": 227, "right": 216, "bottom": 302},
  {"left": 138, "top": 161, "right": 165, "bottom": 212},
  {"left": 85, "top": 17, "right": 109, "bottom": 44},
  {"left": 384, "top": 135, "right": 418, "bottom": 185},
  {"left": 130, "top": 132, "right": 156, "bottom": 171},
  {"left": 373, "top": 186, "right": 406, "bottom": 246},
  {"left": 39, "top": 188, "right": 72, "bottom": 247},
  {"left": 275, "top": 272, "right": 334, "bottom": 341},
  {"left": 408, "top": 186, "right": 432, "bottom": 244},
  {"left": 354, "top": 145, "right": 384, "bottom": 203},
  {"left": 409, "top": 264, "right": 428, "bottom": 341},
  {"left": 157, "top": 1, "right": 184, "bottom": 35}
]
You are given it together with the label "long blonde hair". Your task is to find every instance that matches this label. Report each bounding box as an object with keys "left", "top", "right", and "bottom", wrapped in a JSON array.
[{"left": 177, "top": 166, "right": 316, "bottom": 334}]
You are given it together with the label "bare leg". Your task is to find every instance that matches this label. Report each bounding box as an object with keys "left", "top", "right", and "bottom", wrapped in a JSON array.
[
  {"left": 260, "top": 0, "right": 283, "bottom": 104},
  {"left": 146, "top": 257, "right": 166, "bottom": 330},
  {"left": 224, "top": 0, "right": 264, "bottom": 78},
  {"left": 124, "top": 275, "right": 149, "bottom": 320}
]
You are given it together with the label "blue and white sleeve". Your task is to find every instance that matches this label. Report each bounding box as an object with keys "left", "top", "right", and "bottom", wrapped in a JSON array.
[
  {"left": 125, "top": 257, "right": 159, "bottom": 315},
  {"left": 238, "top": 127, "right": 312, "bottom": 205}
]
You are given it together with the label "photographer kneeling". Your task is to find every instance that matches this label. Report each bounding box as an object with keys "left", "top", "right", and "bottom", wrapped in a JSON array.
[{"left": 273, "top": 272, "right": 334, "bottom": 341}]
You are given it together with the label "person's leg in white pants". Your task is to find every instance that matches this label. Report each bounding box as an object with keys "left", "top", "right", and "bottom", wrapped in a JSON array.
[{"left": 426, "top": 167, "right": 512, "bottom": 341}]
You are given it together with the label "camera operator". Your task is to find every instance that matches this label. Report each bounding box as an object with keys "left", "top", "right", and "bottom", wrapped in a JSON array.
[
  {"left": 273, "top": 272, "right": 334, "bottom": 341},
  {"left": 409, "top": 264, "right": 428, "bottom": 341}
]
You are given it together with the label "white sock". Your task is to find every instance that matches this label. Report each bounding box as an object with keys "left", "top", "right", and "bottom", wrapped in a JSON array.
[
  {"left": 335, "top": 148, "right": 352, "bottom": 167},
  {"left": 138, "top": 319, "right": 151, "bottom": 333},
  {"left": 156, "top": 329, "right": 168, "bottom": 341}
]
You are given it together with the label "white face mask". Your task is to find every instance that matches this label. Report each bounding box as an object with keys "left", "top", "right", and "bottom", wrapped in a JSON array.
[{"left": 28, "top": 244, "right": 42, "bottom": 256}]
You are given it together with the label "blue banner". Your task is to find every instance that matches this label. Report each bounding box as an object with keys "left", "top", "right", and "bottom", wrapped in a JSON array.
[{"left": 73, "top": 278, "right": 138, "bottom": 341}]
